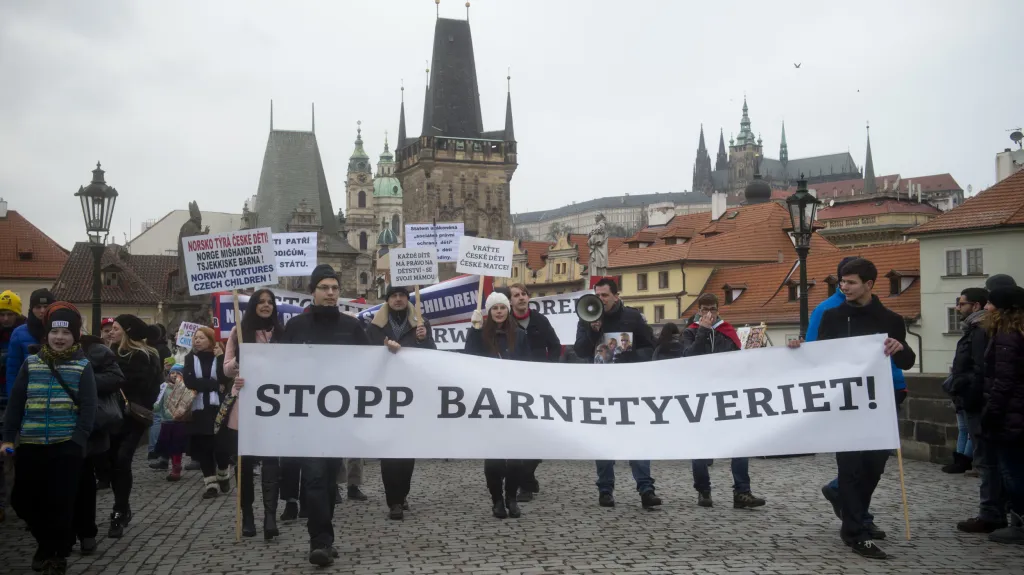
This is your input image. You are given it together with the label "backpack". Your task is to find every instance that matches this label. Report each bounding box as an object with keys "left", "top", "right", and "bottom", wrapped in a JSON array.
[{"left": 165, "top": 381, "right": 196, "bottom": 422}]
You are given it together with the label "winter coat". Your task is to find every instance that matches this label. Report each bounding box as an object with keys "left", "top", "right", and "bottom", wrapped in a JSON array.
[
  {"left": 653, "top": 336, "right": 685, "bottom": 361},
  {"left": 514, "top": 311, "right": 561, "bottom": 362},
  {"left": 807, "top": 290, "right": 906, "bottom": 390},
  {"left": 222, "top": 326, "right": 276, "bottom": 431},
  {"left": 464, "top": 326, "right": 530, "bottom": 360},
  {"left": 183, "top": 350, "right": 230, "bottom": 436},
  {"left": 5, "top": 321, "right": 39, "bottom": 398},
  {"left": 365, "top": 307, "right": 437, "bottom": 350},
  {"left": 1, "top": 315, "right": 26, "bottom": 400},
  {"left": 980, "top": 330, "right": 1024, "bottom": 443},
  {"left": 573, "top": 301, "right": 655, "bottom": 363},
  {"left": 681, "top": 319, "right": 742, "bottom": 357},
  {"left": 4, "top": 349, "right": 97, "bottom": 449},
  {"left": 116, "top": 348, "right": 161, "bottom": 409},
  {"left": 816, "top": 295, "right": 916, "bottom": 373},
  {"left": 82, "top": 339, "right": 126, "bottom": 455},
  {"left": 947, "top": 311, "right": 988, "bottom": 413},
  {"left": 279, "top": 307, "right": 370, "bottom": 347}
]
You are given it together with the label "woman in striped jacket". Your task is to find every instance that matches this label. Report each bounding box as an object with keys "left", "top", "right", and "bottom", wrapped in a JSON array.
[{"left": 2, "top": 302, "right": 96, "bottom": 575}]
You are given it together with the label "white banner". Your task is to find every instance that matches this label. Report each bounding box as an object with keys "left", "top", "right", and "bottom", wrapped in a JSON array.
[
  {"left": 456, "top": 236, "right": 514, "bottom": 278},
  {"left": 389, "top": 247, "right": 439, "bottom": 287},
  {"left": 238, "top": 334, "right": 898, "bottom": 459},
  {"left": 175, "top": 321, "right": 203, "bottom": 349},
  {"left": 273, "top": 232, "right": 318, "bottom": 276},
  {"left": 405, "top": 222, "right": 464, "bottom": 262},
  {"left": 431, "top": 289, "right": 587, "bottom": 350},
  {"left": 182, "top": 228, "right": 276, "bottom": 295}
]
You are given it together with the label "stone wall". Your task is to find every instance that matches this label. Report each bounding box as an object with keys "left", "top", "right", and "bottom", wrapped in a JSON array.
[{"left": 899, "top": 373, "right": 958, "bottom": 463}]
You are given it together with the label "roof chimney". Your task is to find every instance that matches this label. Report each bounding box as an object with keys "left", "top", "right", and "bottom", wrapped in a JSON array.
[
  {"left": 711, "top": 191, "right": 727, "bottom": 220},
  {"left": 0, "top": 198, "right": 6, "bottom": 219}
]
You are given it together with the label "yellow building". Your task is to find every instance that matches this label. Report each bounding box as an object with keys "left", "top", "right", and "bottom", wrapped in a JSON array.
[
  {"left": 817, "top": 196, "right": 941, "bottom": 248},
  {"left": 497, "top": 234, "right": 625, "bottom": 297}
]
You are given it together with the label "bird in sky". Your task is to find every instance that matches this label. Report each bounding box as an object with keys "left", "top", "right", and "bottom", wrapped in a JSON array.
[{"left": 794, "top": 63, "right": 802, "bottom": 69}]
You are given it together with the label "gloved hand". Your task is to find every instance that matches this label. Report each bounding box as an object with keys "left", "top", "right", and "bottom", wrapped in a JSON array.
[{"left": 471, "top": 309, "right": 483, "bottom": 329}]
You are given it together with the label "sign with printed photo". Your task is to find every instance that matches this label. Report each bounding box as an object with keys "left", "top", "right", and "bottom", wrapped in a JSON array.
[{"left": 594, "top": 332, "right": 633, "bottom": 364}]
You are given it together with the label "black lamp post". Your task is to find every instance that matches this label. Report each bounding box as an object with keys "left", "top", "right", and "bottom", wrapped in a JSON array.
[
  {"left": 74, "top": 163, "right": 118, "bottom": 335},
  {"left": 786, "top": 174, "right": 821, "bottom": 339}
]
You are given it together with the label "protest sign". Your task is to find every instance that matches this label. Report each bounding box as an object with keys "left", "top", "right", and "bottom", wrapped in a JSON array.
[
  {"left": 238, "top": 334, "right": 898, "bottom": 459},
  {"left": 272, "top": 232, "right": 317, "bottom": 276},
  {"left": 389, "top": 247, "right": 439, "bottom": 287},
  {"left": 175, "top": 321, "right": 203, "bottom": 349},
  {"left": 213, "top": 289, "right": 371, "bottom": 338},
  {"left": 405, "top": 222, "right": 464, "bottom": 262},
  {"left": 181, "top": 229, "right": 276, "bottom": 295},
  {"left": 456, "top": 236, "right": 514, "bottom": 278},
  {"left": 430, "top": 289, "right": 586, "bottom": 350}
]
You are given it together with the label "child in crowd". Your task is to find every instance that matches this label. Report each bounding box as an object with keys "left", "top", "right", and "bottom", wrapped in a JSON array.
[{"left": 153, "top": 365, "right": 189, "bottom": 481}]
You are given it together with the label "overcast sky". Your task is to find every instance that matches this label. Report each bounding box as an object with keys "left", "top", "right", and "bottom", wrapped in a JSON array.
[{"left": 2, "top": 0, "right": 1022, "bottom": 249}]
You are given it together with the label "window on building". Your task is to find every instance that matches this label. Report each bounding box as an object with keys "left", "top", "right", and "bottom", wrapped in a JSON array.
[
  {"left": 103, "top": 271, "right": 118, "bottom": 286},
  {"left": 946, "top": 306, "right": 960, "bottom": 333},
  {"left": 658, "top": 271, "right": 669, "bottom": 289},
  {"left": 360, "top": 272, "right": 368, "bottom": 285},
  {"left": 637, "top": 273, "right": 648, "bottom": 291},
  {"left": 725, "top": 290, "right": 734, "bottom": 304},
  {"left": 889, "top": 277, "right": 900, "bottom": 296},
  {"left": 358, "top": 191, "right": 366, "bottom": 208},
  {"left": 392, "top": 214, "right": 401, "bottom": 233},
  {"left": 945, "top": 249, "right": 962, "bottom": 276},
  {"left": 788, "top": 284, "right": 799, "bottom": 302},
  {"left": 827, "top": 280, "right": 837, "bottom": 296},
  {"left": 966, "top": 248, "right": 983, "bottom": 275},
  {"left": 665, "top": 238, "right": 676, "bottom": 245},
  {"left": 359, "top": 231, "right": 367, "bottom": 251},
  {"left": 654, "top": 305, "right": 665, "bottom": 323}
]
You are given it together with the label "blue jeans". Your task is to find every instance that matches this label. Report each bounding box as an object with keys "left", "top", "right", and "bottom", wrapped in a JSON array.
[
  {"left": 956, "top": 411, "right": 974, "bottom": 457},
  {"left": 692, "top": 458, "right": 750, "bottom": 493},
  {"left": 148, "top": 413, "right": 163, "bottom": 454},
  {"left": 994, "top": 443, "right": 1024, "bottom": 517},
  {"left": 595, "top": 460, "right": 654, "bottom": 494},
  {"left": 828, "top": 477, "right": 874, "bottom": 524}
]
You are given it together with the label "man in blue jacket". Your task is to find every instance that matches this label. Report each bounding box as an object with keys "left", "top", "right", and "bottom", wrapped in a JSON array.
[
  {"left": 4, "top": 289, "right": 54, "bottom": 397},
  {"left": 805, "top": 257, "right": 901, "bottom": 543}
]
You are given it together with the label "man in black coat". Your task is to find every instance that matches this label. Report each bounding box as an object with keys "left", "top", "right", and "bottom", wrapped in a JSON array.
[
  {"left": 366, "top": 285, "right": 435, "bottom": 520},
  {"left": 573, "top": 278, "right": 661, "bottom": 510},
  {"left": 506, "top": 283, "right": 561, "bottom": 501},
  {"left": 279, "top": 264, "right": 369, "bottom": 567},
  {"left": 791, "top": 258, "right": 916, "bottom": 560}
]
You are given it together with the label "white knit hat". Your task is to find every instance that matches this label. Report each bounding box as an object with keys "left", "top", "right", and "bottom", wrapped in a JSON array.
[{"left": 484, "top": 292, "right": 510, "bottom": 315}]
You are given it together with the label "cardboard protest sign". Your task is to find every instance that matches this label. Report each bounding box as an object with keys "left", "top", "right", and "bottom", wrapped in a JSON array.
[
  {"left": 455, "top": 236, "right": 514, "bottom": 278},
  {"left": 405, "top": 222, "right": 464, "bottom": 262},
  {"left": 175, "top": 321, "right": 203, "bottom": 349},
  {"left": 182, "top": 229, "right": 276, "bottom": 295},
  {"left": 273, "top": 232, "right": 317, "bottom": 276},
  {"left": 389, "top": 247, "right": 439, "bottom": 287}
]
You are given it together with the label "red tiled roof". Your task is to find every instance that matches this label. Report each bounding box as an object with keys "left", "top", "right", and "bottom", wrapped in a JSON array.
[
  {"left": 52, "top": 243, "right": 177, "bottom": 305},
  {"left": 817, "top": 198, "right": 942, "bottom": 219},
  {"left": 609, "top": 243, "right": 691, "bottom": 268},
  {"left": 0, "top": 210, "right": 68, "bottom": 280},
  {"left": 809, "top": 175, "right": 901, "bottom": 200},
  {"left": 570, "top": 234, "right": 625, "bottom": 265},
  {"left": 681, "top": 242, "right": 922, "bottom": 325},
  {"left": 519, "top": 240, "right": 551, "bottom": 270},
  {"left": 907, "top": 170, "right": 1024, "bottom": 235},
  {"left": 905, "top": 173, "right": 962, "bottom": 193}
]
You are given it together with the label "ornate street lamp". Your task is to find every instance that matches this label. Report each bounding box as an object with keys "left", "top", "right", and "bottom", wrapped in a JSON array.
[
  {"left": 786, "top": 174, "right": 821, "bottom": 339},
  {"left": 74, "top": 162, "right": 118, "bottom": 334}
]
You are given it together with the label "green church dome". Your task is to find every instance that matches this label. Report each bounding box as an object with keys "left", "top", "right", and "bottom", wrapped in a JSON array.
[
  {"left": 373, "top": 175, "right": 402, "bottom": 198},
  {"left": 377, "top": 225, "right": 398, "bottom": 246}
]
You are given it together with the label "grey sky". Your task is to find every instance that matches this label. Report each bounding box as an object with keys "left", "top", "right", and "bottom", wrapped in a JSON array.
[{"left": 2, "top": 0, "right": 1021, "bottom": 249}]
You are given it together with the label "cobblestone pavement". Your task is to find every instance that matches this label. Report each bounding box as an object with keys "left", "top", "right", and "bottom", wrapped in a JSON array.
[{"left": 0, "top": 454, "right": 1018, "bottom": 574}]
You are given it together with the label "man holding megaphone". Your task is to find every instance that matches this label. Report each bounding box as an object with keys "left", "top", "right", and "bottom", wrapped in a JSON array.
[{"left": 572, "top": 278, "right": 661, "bottom": 510}]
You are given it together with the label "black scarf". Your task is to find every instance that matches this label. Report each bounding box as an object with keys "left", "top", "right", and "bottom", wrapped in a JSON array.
[
  {"left": 389, "top": 308, "right": 411, "bottom": 341},
  {"left": 311, "top": 305, "right": 341, "bottom": 321}
]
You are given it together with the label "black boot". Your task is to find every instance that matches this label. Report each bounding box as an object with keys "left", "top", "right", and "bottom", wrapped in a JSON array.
[
  {"left": 280, "top": 501, "right": 298, "bottom": 522},
  {"left": 505, "top": 497, "right": 522, "bottom": 519},
  {"left": 941, "top": 452, "right": 972, "bottom": 474},
  {"left": 241, "top": 507, "right": 257, "bottom": 537},
  {"left": 262, "top": 471, "right": 280, "bottom": 540},
  {"left": 491, "top": 498, "right": 507, "bottom": 519}
]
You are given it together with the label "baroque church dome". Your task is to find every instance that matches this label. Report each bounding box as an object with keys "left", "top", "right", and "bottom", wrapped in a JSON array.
[{"left": 377, "top": 225, "right": 398, "bottom": 246}]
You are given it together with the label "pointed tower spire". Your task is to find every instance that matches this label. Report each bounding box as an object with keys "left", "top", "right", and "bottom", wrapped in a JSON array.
[
  {"left": 863, "top": 122, "right": 877, "bottom": 195},
  {"left": 736, "top": 96, "right": 755, "bottom": 146},
  {"left": 504, "top": 70, "right": 515, "bottom": 142},
  {"left": 716, "top": 128, "right": 728, "bottom": 170},
  {"left": 397, "top": 83, "right": 407, "bottom": 151},
  {"left": 421, "top": 62, "right": 433, "bottom": 136},
  {"left": 692, "top": 124, "right": 714, "bottom": 195},
  {"left": 779, "top": 121, "right": 788, "bottom": 166},
  {"left": 348, "top": 120, "right": 370, "bottom": 174},
  {"left": 697, "top": 124, "right": 707, "bottom": 153}
]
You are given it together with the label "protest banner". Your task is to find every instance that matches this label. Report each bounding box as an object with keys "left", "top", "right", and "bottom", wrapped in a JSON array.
[
  {"left": 181, "top": 228, "right": 276, "bottom": 295},
  {"left": 272, "top": 232, "right": 317, "bottom": 276},
  {"left": 175, "top": 321, "right": 203, "bottom": 349},
  {"left": 238, "top": 334, "right": 899, "bottom": 460},
  {"left": 212, "top": 290, "right": 371, "bottom": 338},
  {"left": 356, "top": 274, "right": 490, "bottom": 328},
  {"left": 431, "top": 289, "right": 587, "bottom": 350},
  {"left": 404, "top": 222, "right": 464, "bottom": 262}
]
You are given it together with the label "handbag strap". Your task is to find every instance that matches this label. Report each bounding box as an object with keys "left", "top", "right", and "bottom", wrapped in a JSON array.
[{"left": 47, "top": 361, "right": 80, "bottom": 406}]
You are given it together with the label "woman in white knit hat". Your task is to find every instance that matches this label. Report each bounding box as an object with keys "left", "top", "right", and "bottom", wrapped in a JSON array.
[{"left": 465, "top": 291, "right": 530, "bottom": 518}]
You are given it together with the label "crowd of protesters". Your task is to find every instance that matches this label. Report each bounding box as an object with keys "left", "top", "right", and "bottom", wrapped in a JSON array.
[{"left": 0, "top": 258, "right": 1021, "bottom": 571}]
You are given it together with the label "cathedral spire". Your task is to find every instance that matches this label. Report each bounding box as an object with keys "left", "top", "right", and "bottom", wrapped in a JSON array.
[
  {"left": 697, "top": 124, "right": 707, "bottom": 153},
  {"left": 504, "top": 71, "right": 515, "bottom": 142},
  {"left": 397, "top": 84, "right": 407, "bottom": 150},
  {"left": 692, "top": 124, "right": 714, "bottom": 195},
  {"left": 863, "top": 122, "right": 877, "bottom": 195},
  {"left": 716, "top": 128, "right": 728, "bottom": 170},
  {"left": 735, "top": 97, "right": 755, "bottom": 146},
  {"left": 779, "top": 121, "right": 788, "bottom": 166}
]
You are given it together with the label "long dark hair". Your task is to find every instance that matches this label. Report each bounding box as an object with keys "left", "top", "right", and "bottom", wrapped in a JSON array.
[
  {"left": 237, "top": 289, "right": 283, "bottom": 356},
  {"left": 656, "top": 323, "right": 680, "bottom": 347},
  {"left": 481, "top": 308, "right": 517, "bottom": 356}
]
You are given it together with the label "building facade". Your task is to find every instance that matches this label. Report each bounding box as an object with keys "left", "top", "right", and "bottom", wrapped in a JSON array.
[
  {"left": 128, "top": 210, "right": 243, "bottom": 256},
  {"left": 0, "top": 203, "right": 68, "bottom": 315},
  {"left": 816, "top": 196, "right": 941, "bottom": 248}
]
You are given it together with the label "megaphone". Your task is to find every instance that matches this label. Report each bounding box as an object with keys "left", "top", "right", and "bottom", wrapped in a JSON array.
[{"left": 576, "top": 293, "right": 604, "bottom": 323}]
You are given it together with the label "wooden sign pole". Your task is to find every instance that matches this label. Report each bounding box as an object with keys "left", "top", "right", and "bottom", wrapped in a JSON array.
[
  {"left": 475, "top": 275, "right": 485, "bottom": 312},
  {"left": 232, "top": 290, "right": 243, "bottom": 543},
  {"left": 414, "top": 284, "right": 424, "bottom": 326}
]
